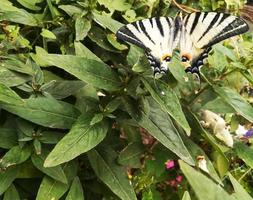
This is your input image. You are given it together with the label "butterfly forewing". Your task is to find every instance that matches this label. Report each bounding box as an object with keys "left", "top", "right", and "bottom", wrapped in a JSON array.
[
  {"left": 183, "top": 12, "right": 249, "bottom": 49},
  {"left": 116, "top": 17, "right": 180, "bottom": 73}
]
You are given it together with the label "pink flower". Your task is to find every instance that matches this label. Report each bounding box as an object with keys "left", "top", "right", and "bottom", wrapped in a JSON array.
[
  {"left": 165, "top": 160, "right": 175, "bottom": 170},
  {"left": 176, "top": 175, "right": 183, "bottom": 183}
]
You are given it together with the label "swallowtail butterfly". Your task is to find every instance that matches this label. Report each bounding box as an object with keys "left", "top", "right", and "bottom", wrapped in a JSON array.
[{"left": 116, "top": 12, "right": 249, "bottom": 76}]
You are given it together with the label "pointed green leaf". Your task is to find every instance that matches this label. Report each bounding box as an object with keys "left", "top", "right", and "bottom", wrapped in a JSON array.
[
  {"left": 41, "top": 28, "right": 56, "bottom": 39},
  {"left": 36, "top": 176, "right": 68, "bottom": 200},
  {"left": 3, "top": 184, "right": 20, "bottom": 200},
  {"left": 213, "top": 86, "right": 253, "bottom": 123},
  {"left": 32, "top": 152, "right": 67, "bottom": 184},
  {"left": 122, "top": 97, "right": 194, "bottom": 165},
  {"left": 228, "top": 173, "right": 253, "bottom": 200},
  {"left": 75, "top": 16, "right": 91, "bottom": 41},
  {"left": 234, "top": 142, "right": 253, "bottom": 168},
  {"left": 0, "top": 82, "right": 24, "bottom": 104},
  {"left": 33, "top": 47, "right": 122, "bottom": 91},
  {"left": 41, "top": 80, "right": 85, "bottom": 99},
  {"left": 0, "top": 8, "right": 38, "bottom": 26},
  {"left": 93, "top": 12, "right": 123, "bottom": 33},
  {"left": 88, "top": 148, "right": 137, "bottom": 200},
  {"left": 44, "top": 113, "right": 108, "bottom": 167},
  {"left": 66, "top": 177, "right": 84, "bottom": 200},
  {"left": 36, "top": 161, "right": 78, "bottom": 200},
  {"left": 0, "top": 145, "right": 31, "bottom": 169},
  {"left": 118, "top": 142, "right": 145, "bottom": 168},
  {"left": 142, "top": 78, "right": 191, "bottom": 135},
  {"left": 0, "top": 167, "right": 18, "bottom": 195},
  {"left": 2, "top": 97, "right": 80, "bottom": 129},
  {"left": 0, "top": 129, "right": 18, "bottom": 149},
  {"left": 182, "top": 191, "right": 191, "bottom": 200},
  {"left": 74, "top": 42, "right": 102, "bottom": 62},
  {"left": 179, "top": 160, "right": 236, "bottom": 200}
]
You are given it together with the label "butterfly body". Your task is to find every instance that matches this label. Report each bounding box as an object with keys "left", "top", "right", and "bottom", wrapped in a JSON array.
[{"left": 116, "top": 12, "right": 249, "bottom": 76}]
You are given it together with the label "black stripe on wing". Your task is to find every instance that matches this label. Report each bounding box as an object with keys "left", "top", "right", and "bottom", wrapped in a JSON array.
[
  {"left": 190, "top": 12, "right": 201, "bottom": 34},
  {"left": 203, "top": 16, "right": 249, "bottom": 48},
  {"left": 138, "top": 21, "right": 155, "bottom": 44},
  {"left": 197, "top": 13, "right": 223, "bottom": 42},
  {"left": 116, "top": 25, "right": 148, "bottom": 50}
]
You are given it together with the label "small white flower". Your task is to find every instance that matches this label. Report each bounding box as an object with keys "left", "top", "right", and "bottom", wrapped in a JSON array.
[
  {"left": 235, "top": 125, "right": 248, "bottom": 137},
  {"left": 197, "top": 156, "right": 209, "bottom": 173}
]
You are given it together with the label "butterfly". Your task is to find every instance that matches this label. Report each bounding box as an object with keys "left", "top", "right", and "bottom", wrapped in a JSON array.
[{"left": 116, "top": 12, "right": 249, "bottom": 76}]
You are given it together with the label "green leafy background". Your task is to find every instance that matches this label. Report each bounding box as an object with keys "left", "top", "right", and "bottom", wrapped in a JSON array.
[{"left": 0, "top": 0, "right": 253, "bottom": 199}]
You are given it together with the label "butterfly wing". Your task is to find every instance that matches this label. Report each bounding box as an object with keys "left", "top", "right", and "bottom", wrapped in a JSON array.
[
  {"left": 116, "top": 17, "right": 181, "bottom": 74},
  {"left": 181, "top": 12, "right": 249, "bottom": 74}
]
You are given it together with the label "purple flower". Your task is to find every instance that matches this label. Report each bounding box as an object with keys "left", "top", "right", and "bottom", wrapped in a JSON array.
[{"left": 244, "top": 128, "right": 253, "bottom": 138}]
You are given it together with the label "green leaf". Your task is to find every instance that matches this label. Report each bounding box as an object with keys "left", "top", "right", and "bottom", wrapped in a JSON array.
[
  {"left": 16, "top": 0, "right": 42, "bottom": 11},
  {"left": 36, "top": 176, "right": 68, "bottom": 200},
  {"left": 3, "top": 184, "right": 20, "bottom": 200},
  {"left": 75, "top": 16, "right": 91, "bottom": 41},
  {"left": 74, "top": 41, "right": 102, "bottom": 62},
  {"left": 104, "top": 97, "right": 122, "bottom": 113},
  {"left": 0, "top": 167, "right": 18, "bottom": 195},
  {"left": 142, "top": 78, "right": 191, "bottom": 135},
  {"left": 202, "top": 97, "right": 235, "bottom": 114},
  {"left": 228, "top": 173, "right": 253, "bottom": 200},
  {"left": 92, "top": 12, "right": 123, "bottom": 33},
  {"left": 88, "top": 148, "right": 137, "bottom": 200},
  {"left": 39, "top": 130, "right": 64, "bottom": 144},
  {"left": 88, "top": 26, "right": 119, "bottom": 52},
  {"left": 122, "top": 97, "right": 194, "bottom": 165},
  {"left": 0, "top": 82, "right": 24, "bottom": 104},
  {"left": 0, "top": 8, "right": 38, "bottom": 26},
  {"left": 0, "top": 129, "right": 18, "bottom": 149},
  {"left": 213, "top": 86, "right": 253, "bottom": 123},
  {"left": 1, "top": 57, "right": 34, "bottom": 75},
  {"left": 33, "top": 139, "right": 41, "bottom": 155},
  {"left": 41, "top": 80, "right": 85, "bottom": 99},
  {"left": 90, "top": 113, "right": 104, "bottom": 125},
  {"left": 97, "top": 0, "right": 131, "bottom": 11},
  {"left": 44, "top": 113, "right": 108, "bottom": 167},
  {"left": 0, "top": 68, "right": 31, "bottom": 87},
  {"left": 179, "top": 160, "right": 236, "bottom": 200},
  {"left": 1, "top": 97, "right": 80, "bottom": 129},
  {"left": 107, "top": 34, "right": 128, "bottom": 50},
  {"left": 234, "top": 142, "right": 253, "bottom": 168},
  {"left": 31, "top": 152, "right": 68, "bottom": 184},
  {"left": 36, "top": 161, "right": 78, "bottom": 200},
  {"left": 59, "top": 5, "right": 83, "bottom": 17},
  {"left": 118, "top": 142, "right": 145, "bottom": 168},
  {"left": 40, "top": 28, "right": 57, "bottom": 39},
  {"left": 182, "top": 191, "right": 191, "bottom": 200},
  {"left": 0, "top": 145, "right": 31, "bottom": 170},
  {"left": 66, "top": 177, "right": 84, "bottom": 200},
  {"left": 33, "top": 47, "right": 122, "bottom": 91},
  {"left": 182, "top": 136, "right": 222, "bottom": 184}
]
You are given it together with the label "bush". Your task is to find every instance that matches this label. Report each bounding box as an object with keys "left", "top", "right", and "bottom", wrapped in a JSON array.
[{"left": 0, "top": 0, "right": 253, "bottom": 199}]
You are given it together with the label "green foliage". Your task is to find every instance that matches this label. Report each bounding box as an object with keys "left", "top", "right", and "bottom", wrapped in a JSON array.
[{"left": 0, "top": 0, "right": 253, "bottom": 199}]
